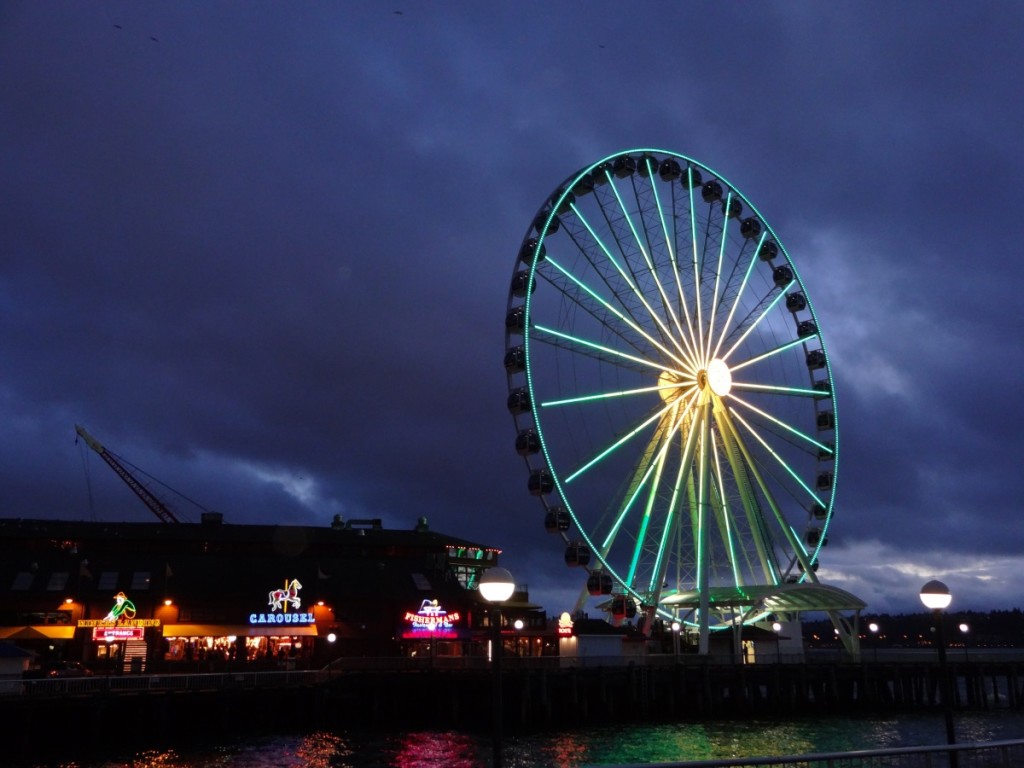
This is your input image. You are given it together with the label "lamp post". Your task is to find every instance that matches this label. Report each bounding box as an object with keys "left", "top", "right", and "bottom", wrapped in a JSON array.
[
  {"left": 920, "top": 580, "right": 957, "bottom": 768},
  {"left": 479, "top": 567, "right": 515, "bottom": 768},
  {"left": 671, "top": 621, "right": 681, "bottom": 661},
  {"left": 868, "top": 622, "right": 880, "bottom": 663},
  {"left": 959, "top": 623, "right": 970, "bottom": 662}
]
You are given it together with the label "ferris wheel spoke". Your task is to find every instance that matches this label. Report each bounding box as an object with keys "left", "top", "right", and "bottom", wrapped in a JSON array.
[
  {"left": 532, "top": 324, "right": 685, "bottom": 378},
  {"left": 568, "top": 201, "right": 696, "bottom": 365},
  {"left": 708, "top": 239, "right": 763, "bottom": 363},
  {"left": 543, "top": 255, "right": 690, "bottom": 370},
  {"left": 728, "top": 393, "right": 833, "bottom": 457},
  {"left": 599, "top": 399, "right": 698, "bottom": 553},
  {"left": 727, "top": 406, "right": 825, "bottom": 512},
  {"left": 545, "top": 214, "right": 678, "bottom": 362},
  {"left": 708, "top": 431, "right": 744, "bottom": 586},
  {"left": 732, "top": 381, "right": 831, "bottom": 398},
  {"left": 728, "top": 336, "right": 807, "bottom": 373},
  {"left": 635, "top": 157, "right": 702, "bottom": 362},
  {"left": 700, "top": 193, "right": 736, "bottom": 363},
  {"left": 711, "top": 403, "right": 780, "bottom": 585},
  {"left": 719, "top": 280, "right": 794, "bottom": 364},
  {"left": 561, "top": 396, "right": 684, "bottom": 484},
  {"left": 625, "top": 436, "right": 672, "bottom": 587},
  {"left": 647, "top": 453, "right": 688, "bottom": 595}
]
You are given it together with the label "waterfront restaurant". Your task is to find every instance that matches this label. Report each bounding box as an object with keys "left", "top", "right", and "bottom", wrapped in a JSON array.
[{"left": 0, "top": 515, "right": 548, "bottom": 672}]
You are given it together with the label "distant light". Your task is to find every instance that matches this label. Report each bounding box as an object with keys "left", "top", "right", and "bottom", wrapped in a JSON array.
[
  {"left": 327, "top": 633, "right": 337, "bottom": 643},
  {"left": 317, "top": 600, "right": 325, "bottom": 607},
  {"left": 64, "top": 597, "right": 73, "bottom": 604},
  {"left": 514, "top": 619, "right": 524, "bottom": 631},
  {"left": 164, "top": 599, "right": 173, "bottom": 606},
  {"left": 869, "top": 622, "right": 879, "bottom": 634},
  {"left": 671, "top": 621, "right": 681, "bottom": 633},
  {"left": 920, "top": 580, "right": 952, "bottom": 611},
  {"left": 959, "top": 623, "right": 969, "bottom": 634},
  {"left": 772, "top": 622, "right": 782, "bottom": 633},
  {"left": 226, "top": 636, "right": 237, "bottom": 643}
]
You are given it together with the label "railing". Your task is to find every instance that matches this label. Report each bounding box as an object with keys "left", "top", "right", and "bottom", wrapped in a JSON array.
[
  {"left": 589, "top": 739, "right": 1024, "bottom": 768},
  {"left": 3, "top": 669, "right": 322, "bottom": 698}
]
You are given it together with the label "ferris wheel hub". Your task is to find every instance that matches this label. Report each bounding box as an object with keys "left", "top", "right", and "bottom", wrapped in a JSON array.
[{"left": 705, "top": 358, "right": 732, "bottom": 397}]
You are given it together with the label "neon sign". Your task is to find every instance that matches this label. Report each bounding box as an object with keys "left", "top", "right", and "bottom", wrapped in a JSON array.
[
  {"left": 402, "top": 598, "right": 461, "bottom": 638},
  {"left": 248, "top": 578, "right": 316, "bottom": 626},
  {"left": 104, "top": 592, "right": 137, "bottom": 622},
  {"left": 93, "top": 626, "right": 144, "bottom": 641},
  {"left": 557, "top": 611, "right": 574, "bottom": 637}
]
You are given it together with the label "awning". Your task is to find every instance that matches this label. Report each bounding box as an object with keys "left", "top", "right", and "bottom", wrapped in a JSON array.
[
  {"left": 162, "top": 624, "right": 318, "bottom": 638},
  {"left": 662, "top": 582, "right": 867, "bottom": 614},
  {"left": 0, "top": 625, "right": 76, "bottom": 640}
]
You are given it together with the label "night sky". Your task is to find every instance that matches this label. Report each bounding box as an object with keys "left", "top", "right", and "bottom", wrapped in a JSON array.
[{"left": 3, "top": 3, "right": 1023, "bottom": 618}]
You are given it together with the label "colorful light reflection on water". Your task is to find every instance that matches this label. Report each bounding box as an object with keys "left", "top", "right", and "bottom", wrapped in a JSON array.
[{"left": 27, "top": 711, "right": 1024, "bottom": 768}]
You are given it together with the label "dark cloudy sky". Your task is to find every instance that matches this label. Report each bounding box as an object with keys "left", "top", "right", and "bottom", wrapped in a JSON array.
[{"left": 3, "top": 2, "right": 1022, "bottom": 618}]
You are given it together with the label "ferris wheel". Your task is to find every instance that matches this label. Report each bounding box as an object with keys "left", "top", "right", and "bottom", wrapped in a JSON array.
[{"left": 504, "top": 149, "right": 839, "bottom": 646}]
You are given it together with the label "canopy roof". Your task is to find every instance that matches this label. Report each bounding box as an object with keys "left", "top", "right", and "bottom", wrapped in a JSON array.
[{"left": 662, "top": 582, "right": 867, "bottom": 615}]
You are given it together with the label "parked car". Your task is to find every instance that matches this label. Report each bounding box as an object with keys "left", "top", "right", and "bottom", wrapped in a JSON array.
[{"left": 45, "top": 661, "right": 92, "bottom": 678}]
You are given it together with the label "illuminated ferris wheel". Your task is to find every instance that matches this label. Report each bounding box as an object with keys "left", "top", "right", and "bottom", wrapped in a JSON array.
[{"left": 504, "top": 149, "right": 842, "bottom": 649}]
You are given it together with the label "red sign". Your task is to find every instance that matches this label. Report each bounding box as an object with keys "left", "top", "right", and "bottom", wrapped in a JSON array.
[{"left": 93, "top": 626, "right": 144, "bottom": 641}]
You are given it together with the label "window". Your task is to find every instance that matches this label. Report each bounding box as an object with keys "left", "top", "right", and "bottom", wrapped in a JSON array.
[
  {"left": 130, "top": 571, "right": 151, "bottom": 590},
  {"left": 411, "top": 573, "right": 432, "bottom": 590},
  {"left": 46, "top": 571, "right": 69, "bottom": 591},
  {"left": 98, "top": 571, "right": 119, "bottom": 590},
  {"left": 11, "top": 572, "right": 33, "bottom": 590}
]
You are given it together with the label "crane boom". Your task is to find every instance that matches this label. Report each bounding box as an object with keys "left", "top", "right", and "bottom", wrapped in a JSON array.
[{"left": 75, "top": 424, "right": 181, "bottom": 524}]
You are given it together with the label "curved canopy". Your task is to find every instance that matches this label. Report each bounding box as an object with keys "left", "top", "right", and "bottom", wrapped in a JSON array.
[{"left": 662, "top": 582, "right": 866, "bottom": 615}]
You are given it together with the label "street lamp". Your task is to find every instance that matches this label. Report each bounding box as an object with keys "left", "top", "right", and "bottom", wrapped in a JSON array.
[
  {"left": 920, "top": 580, "right": 956, "bottom": 767},
  {"left": 868, "top": 622, "right": 880, "bottom": 662},
  {"left": 479, "top": 567, "right": 515, "bottom": 768},
  {"left": 959, "top": 623, "right": 970, "bottom": 662}
]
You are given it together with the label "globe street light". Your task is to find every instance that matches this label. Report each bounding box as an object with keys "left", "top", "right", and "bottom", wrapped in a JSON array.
[
  {"left": 868, "top": 622, "right": 880, "bottom": 662},
  {"left": 920, "top": 580, "right": 956, "bottom": 767},
  {"left": 479, "top": 567, "right": 515, "bottom": 768}
]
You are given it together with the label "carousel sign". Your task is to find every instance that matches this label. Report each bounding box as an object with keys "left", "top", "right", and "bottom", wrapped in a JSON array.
[{"left": 248, "top": 578, "right": 316, "bottom": 626}]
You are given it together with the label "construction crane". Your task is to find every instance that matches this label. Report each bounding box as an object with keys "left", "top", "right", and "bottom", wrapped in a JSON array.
[{"left": 75, "top": 424, "right": 181, "bottom": 524}]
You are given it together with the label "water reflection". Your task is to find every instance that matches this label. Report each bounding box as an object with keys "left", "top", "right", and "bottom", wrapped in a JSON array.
[
  {"left": 389, "top": 731, "right": 481, "bottom": 767},
  {"left": 27, "top": 711, "right": 1024, "bottom": 768}
]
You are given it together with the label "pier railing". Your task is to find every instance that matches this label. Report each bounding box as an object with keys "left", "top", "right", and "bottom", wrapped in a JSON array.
[
  {"left": 3, "top": 669, "right": 321, "bottom": 698},
  {"left": 591, "top": 739, "right": 1024, "bottom": 768}
]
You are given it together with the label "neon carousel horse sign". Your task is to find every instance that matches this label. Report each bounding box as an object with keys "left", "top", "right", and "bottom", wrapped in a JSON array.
[
  {"left": 248, "top": 578, "right": 316, "bottom": 626},
  {"left": 402, "top": 598, "right": 461, "bottom": 638}
]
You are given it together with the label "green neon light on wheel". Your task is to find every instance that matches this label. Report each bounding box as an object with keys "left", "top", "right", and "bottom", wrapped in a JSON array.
[{"left": 503, "top": 149, "right": 839, "bottom": 646}]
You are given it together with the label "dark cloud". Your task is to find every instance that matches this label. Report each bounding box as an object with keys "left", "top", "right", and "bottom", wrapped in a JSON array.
[{"left": 2, "top": 2, "right": 1022, "bottom": 617}]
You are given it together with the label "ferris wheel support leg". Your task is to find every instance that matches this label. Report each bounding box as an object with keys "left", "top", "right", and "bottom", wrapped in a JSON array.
[
  {"left": 827, "top": 610, "right": 862, "bottom": 659},
  {"left": 697, "top": 401, "right": 712, "bottom": 655}
]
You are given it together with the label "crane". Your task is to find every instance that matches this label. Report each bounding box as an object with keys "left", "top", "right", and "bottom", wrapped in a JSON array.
[{"left": 74, "top": 424, "right": 181, "bottom": 524}]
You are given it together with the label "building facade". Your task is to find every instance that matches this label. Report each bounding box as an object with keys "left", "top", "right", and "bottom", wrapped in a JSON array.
[{"left": 0, "top": 515, "right": 548, "bottom": 673}]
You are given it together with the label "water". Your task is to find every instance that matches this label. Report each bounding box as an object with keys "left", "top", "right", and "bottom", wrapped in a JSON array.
[{"left": 22, "top": 711, "right": 1024, "bottom": 767}]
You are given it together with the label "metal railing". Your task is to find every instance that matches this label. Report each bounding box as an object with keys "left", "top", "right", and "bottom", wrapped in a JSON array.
[
  {"left": 3, "top": 669, "right": 322, "bottom": 698},
  {"left": 589, "top": 739, "right": 1024, "bottom": 768}
]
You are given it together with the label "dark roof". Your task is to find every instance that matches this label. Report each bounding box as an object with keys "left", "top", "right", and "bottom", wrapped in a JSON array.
[{"left": 0, "top": 517, "right": 492, "bottom": 552}]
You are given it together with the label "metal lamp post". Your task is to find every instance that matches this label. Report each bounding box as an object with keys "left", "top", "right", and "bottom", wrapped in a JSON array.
[
  {"left": 479, "top": 567, "right": 515, "bottom": 768},
  {"left": 920, "top": 579, "right": 957, "bottom": 768}
]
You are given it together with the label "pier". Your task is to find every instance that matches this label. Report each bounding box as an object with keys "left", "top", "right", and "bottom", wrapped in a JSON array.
[{"left": 4, "top": 651, "right": 1024, "bottom": 761}]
